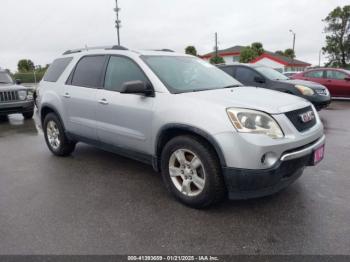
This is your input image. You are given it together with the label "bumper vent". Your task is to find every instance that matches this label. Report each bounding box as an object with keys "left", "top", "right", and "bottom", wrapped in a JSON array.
[
  {"left": 0, "top": 91, "right": 19, "bottom": 102},
  {"left": 285, "top": 106, "right": 316, "bottom": 132}
]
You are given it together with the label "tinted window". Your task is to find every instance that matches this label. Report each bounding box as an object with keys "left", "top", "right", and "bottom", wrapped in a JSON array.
[
  {"left": 255, "top": 66, "right": 289, "bottom": 80},
  {"left": 305, "top": 70, "right": 323, "bottom": 78},
  {"left": 326, "top": 70, "right": 347, "bottom": 80},
  {"left": 235, "top": 67, "right": 260, "bottom": 83},
  {"left": 71, "top": 56, "right": 106, "bottom": 88},
  {"left": 220, "top": 66, "right": 234, "bottom": 76},
  {"left": 44, "top": 57, "right": 73, "bottom": 82},
  {"left": 104, "top": 56, "right": 148, "bottom": 92}
]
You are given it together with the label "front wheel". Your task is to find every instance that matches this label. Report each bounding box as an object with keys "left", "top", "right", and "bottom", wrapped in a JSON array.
[
  {"left": 43, "top": 113, "right": 76, "bottom": 156},
  {"left": 160, "top": 135, "right": 226, "bottom": 208},
  {"left": 23, "top": 111, "right": 34, "bottom": 119}
]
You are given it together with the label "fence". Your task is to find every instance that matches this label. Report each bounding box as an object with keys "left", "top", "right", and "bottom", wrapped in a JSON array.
[{"left": 12, "top": 72, "right": 45, "bottom": 83}]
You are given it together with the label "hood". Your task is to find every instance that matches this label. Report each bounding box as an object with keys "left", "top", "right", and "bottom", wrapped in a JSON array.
[
  {"left": 278, "top": 79, "right": 327, "bottom": 89},
  {"left": 0, "top": 83, "right": 28, "bottom": 91},
  {"left": 181, "top": 86, "right": 310, "bottom": 114}
]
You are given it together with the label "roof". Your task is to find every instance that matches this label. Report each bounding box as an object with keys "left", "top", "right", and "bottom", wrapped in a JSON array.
[{"left": 201, "top": 45, "right": 311, "bottom": 67}]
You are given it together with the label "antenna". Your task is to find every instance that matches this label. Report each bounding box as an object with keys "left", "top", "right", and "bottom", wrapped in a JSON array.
[{"left": 114, "top": 0, "right": 121, "bottom": 45}]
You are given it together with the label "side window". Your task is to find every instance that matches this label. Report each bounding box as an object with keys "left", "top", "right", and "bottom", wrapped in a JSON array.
[
  {"left": 104, "top": 56, "right": 148, "bottom": 92},
  {"left": 235, "top": 67, "right": 259, "bottom": 83},
  {"left": 220, "top": 66, "right": 234, "bottom": 76},
  {"left": 71, "top": 56, "right": 106, "bottom": 88},
  {"left": 326, "top": 70, "right": 347, "bottom": 80},
  {"left": 44, "top": 57, "right": 73, "bottom": 82},
  {"left": 304, "top": 70, "right": 323, "bottom": 78}
]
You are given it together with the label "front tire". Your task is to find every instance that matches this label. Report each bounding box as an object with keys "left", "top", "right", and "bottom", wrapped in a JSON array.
[
  {"left": 23, "top": 111, "right": 34, "bottom": 119},
  {"left": 160, "top": 135, "right": 226, "bottom": 208},
  {"left": 43, "top": 113, "right": 76, "bottom": 156}
]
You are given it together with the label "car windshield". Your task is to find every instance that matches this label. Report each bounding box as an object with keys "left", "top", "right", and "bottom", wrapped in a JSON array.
[
  {"left": 255, "top": 66, "right": 290, "bottom": 81},
  {"left": 141, "top": 55, "right": 242, "bottom": 93},
  {"left": 0, "top": 72, "right": 13, "bottom": 84}
]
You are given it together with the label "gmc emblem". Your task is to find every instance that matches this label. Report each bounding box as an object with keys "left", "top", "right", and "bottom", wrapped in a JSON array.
[{"left": 299, "top": 110, "right": 315, "bottom": 123}]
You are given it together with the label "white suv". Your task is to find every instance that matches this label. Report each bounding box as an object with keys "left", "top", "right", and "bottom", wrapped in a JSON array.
[{"left": 37, "top": 46, "right": 325, "bottom": 208}]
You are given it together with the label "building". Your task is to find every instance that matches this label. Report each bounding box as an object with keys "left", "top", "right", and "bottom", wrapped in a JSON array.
[{"left": 201, "top": 45, "right": 311, "bottom": 72}]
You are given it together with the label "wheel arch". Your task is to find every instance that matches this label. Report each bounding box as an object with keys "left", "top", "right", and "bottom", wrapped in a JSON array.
[
  {"left": 153, "top": 124, "right": 226, "bottom": 172},
  {"left": 40, "top": 104, "right": 65, "bottom": 129}
]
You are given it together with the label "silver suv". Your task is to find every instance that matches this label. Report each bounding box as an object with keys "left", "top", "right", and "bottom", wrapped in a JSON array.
[{"left": 37, "top": 46, "right": 325, "bottom": 208}]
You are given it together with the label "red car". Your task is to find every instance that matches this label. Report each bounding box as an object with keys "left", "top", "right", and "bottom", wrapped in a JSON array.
[{"left": 292, "top": 68, "right": 350, "bottom": 98}]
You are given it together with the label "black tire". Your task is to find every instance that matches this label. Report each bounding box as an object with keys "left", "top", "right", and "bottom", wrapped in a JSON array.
[
  {"left": 23, "top": 111, "right": 34, "bottom": 119},
  {"left": 160, "top": 135, "right": 226, "bottom": 208},
  {"left": 43, "top": 113, "right": 76, "bottom": 156}
]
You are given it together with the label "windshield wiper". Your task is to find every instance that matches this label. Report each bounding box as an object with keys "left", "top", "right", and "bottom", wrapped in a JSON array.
[
  {"left": 0, "top": 81, "right": 11, "bottom": 84},
  {"left": 220, "top": 84, "right": 242, "bottom": 89}
]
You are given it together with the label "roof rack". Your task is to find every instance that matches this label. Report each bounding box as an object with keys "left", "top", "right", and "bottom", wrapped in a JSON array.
[
  {"left": 153, "top": 49, "right": 175, "bottom": 52},
  {"left": 62, "top": 45, "right": 129, "bottom": 55}
]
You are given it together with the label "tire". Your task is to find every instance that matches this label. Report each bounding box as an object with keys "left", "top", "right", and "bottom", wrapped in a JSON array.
[
  {"left": 160, "top": 135, "right": 226, "bottom": 208},
  {"left": 43, "top": 113, "right": 76, "bottom": 156},
  {"left": 23, "top": 111, "right": 34, "bottom": 119}
]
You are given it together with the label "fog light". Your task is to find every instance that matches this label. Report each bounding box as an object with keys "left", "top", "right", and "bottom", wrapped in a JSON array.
[{"left": 261, "top": 152, "right": 278, "bottom": 167}]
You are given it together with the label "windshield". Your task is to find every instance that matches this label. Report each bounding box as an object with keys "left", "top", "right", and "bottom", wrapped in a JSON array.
[
  {"left": 142, "top": 55, "right": 242, "bottom": 93},
  {"left": 255, "top": 67, "right": 290, "bottom": 81},
  {"left": 0, "top": 72, "right": 13, "bottom": 84}
]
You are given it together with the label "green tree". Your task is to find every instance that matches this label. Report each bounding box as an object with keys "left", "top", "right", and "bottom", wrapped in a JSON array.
[
  {"left": 185, "top": 46, "right": 197, "bottom": 56},
  {"left": 17, "top": 59, "right": 35, "bottom": 72},
  {"left": 322, "top": 5, "right": 350, "bottom": 68},
  {"left": 275, "top": 50, "right": 284, "bottom": 56},
  {"left": 284, "top": 48, "right": 296, "bottom": 59},
  {"left": 251, "top": 42, "right": 264, "bottom": 55},
  {"left": 239, "top": 46, "right": 258, "bottom": 63},
  {"left": 209, "top": 55, "right": 225, "bottom": 64}
]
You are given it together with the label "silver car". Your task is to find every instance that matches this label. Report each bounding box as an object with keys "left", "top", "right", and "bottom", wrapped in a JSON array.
[{"left": 37, "top": 46, "right": 325, "bottom": 208}]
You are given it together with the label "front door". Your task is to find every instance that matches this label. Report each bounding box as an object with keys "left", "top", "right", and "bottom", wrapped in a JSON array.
[{"left": 95, "top": 55, "right": 154, "bottom": 154}]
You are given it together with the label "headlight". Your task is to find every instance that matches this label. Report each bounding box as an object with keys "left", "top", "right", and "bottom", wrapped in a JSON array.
[
  {"left": 226, "top": 108, "right": 284, "bottom": 139},
  {"left": 27, "top": 90, "right": 34, "bottom": 100},
  {"left": 295, "top": 85, "right": 314, "bottom": 96},
  {"left": 18, "top": 90, "right": 27, "bottom": 100}
]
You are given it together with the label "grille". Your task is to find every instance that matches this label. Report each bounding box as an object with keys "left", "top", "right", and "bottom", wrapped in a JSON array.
[
  {"left": 285, "top": 106, "right": 316, "bottom": 132},
  {"left": 0, "top": 91, "right": 19, "bottom": 102}
]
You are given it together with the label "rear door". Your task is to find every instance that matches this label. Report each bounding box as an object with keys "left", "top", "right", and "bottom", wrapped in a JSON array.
[
  {"left": 325, "top": 70, "right": 350, "bottom": 97},
  {"left": 95, "top": 55, "right": 154, "bottom": 154},
  {"left": 63, "top": 55, "right": 107, "bottom": 140}
]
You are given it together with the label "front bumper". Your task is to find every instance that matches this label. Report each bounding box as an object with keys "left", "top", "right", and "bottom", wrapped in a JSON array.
[
  {"left": 223, "top": 135, "right": 325, "bottom": 200},
  {"left": 306, "top": 95, "right": 331, "bottom": 111},
  {"left": 0, "top": 100, "right": 34, "bottom": 115}
]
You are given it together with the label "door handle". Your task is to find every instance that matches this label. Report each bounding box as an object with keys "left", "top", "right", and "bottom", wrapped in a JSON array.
[
  {"left": 98, "top": 98, "right": 109, "bottom": 105},
  {"left": 63, "top": 93, "right": 71, "bottom": 98}
]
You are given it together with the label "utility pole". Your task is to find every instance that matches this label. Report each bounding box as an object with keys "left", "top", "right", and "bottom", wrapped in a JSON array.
[
  {"left": 215, "top": 32, "right": 218, "bottom": 58},
  {"left": 289, "top": 29, "right": 296, "bottom": 67},
  {"left": 318, "top": 49, "right": 322, "bottom": 67},
  {"left": 114, "top": 0, "right": 121, "bottom": 45}
]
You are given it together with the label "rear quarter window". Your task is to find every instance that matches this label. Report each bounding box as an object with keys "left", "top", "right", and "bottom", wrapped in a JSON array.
[{"left": 43, "top": 57, "right": 73, "bottom": 82}]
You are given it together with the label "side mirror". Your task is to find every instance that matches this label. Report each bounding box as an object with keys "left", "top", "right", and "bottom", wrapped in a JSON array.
[
  {"left": 254, "top": 76, "right": 265, "bottom": 84},
  {"left": 15, "top": 79, "right": 22, "bottom": 85},
  {"left": 344, "top": 77, "right": 350, "bottom": 81},
  {"left": 120, "top": 80, "right": 154, "bottom": 96}
]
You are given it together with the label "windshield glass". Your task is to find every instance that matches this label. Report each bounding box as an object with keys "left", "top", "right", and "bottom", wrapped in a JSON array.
[
  {"left": 255, "top": 66, "right": 289, "bottom": 81},
  {"left": 0, "top": 72, "right": 13, "bottom": 84},
  {"left": 142, "top": 55, "right": 242, "bottom": 93}
]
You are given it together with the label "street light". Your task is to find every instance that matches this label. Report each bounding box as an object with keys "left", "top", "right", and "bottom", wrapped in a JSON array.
[{"left": 289, "top": 29, "right": 296, "bottom": 68}]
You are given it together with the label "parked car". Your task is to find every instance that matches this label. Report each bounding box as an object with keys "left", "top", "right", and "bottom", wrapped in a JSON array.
[
  {"left": 283, "top": 71, "right": 301, "bottom": 78},
  {"left": 292, "top": 68, "right": 350, "bottom": 98},
  {"left": 37, "top": 46, "right": 325, "bottom": 208},
  {"left": 218, "top": 64, "right": 331, "bottom": 111},
  {"left": 0, "top": 69, "right": 35, "bottom": 119}
]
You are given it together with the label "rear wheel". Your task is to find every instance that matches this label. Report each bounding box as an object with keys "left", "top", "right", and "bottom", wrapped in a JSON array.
[
  {"left": 160, "top": 135, "right": 226, "bottom": 208},
  {"left": 43, "top": 113, "right": 76, "bottom": 156}
]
